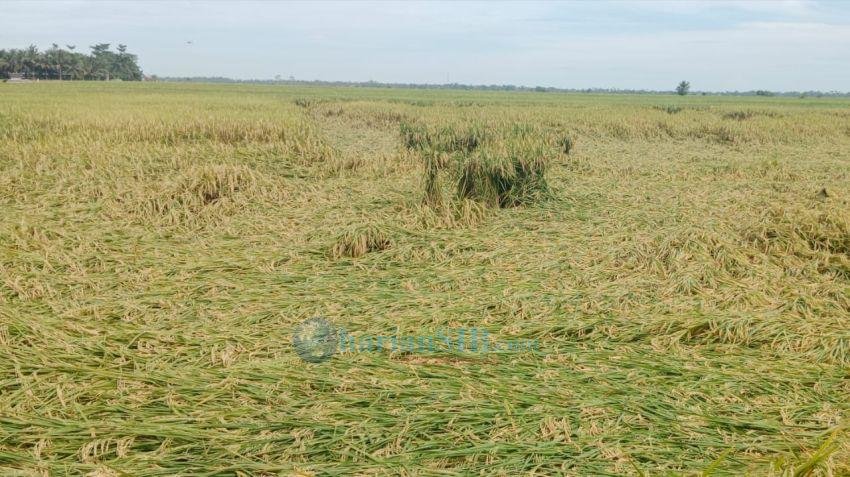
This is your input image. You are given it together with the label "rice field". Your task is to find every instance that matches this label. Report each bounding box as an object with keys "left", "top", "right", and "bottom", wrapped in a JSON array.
[{"left": 1, "top": 82, "right": 848, "bottom": 476}]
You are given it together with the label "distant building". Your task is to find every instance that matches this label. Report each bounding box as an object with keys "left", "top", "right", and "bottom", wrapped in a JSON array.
[{"left": 7, "top": 73, "right": 31, "bottom": 83}]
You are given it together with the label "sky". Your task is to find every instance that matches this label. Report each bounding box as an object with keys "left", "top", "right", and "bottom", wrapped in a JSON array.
[{"left": 2, "top": 0, "right": 850, "bottom": 91}]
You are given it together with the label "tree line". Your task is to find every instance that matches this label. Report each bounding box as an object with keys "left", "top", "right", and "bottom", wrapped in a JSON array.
[
  {"left": 0, "top": 44, "right": 142, "bottom": 81},
  {"left": 154, "top": 76, "right": 849, "bottom": 97}
]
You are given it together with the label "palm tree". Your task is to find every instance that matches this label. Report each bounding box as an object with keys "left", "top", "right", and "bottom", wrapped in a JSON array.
[
  {"left": 89, "top": 43, "right": 114, "bottom": 80},
  {"left": 22, "top": 45, "right": 39, "bottom": 77},
  {"left": 46, "top": 43, "right": 62, "bottom": 80},
  {"left": 0, "top": 43, "right": 142, "bottom": 81}
]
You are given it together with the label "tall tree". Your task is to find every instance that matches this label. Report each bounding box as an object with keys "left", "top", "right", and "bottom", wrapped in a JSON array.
[
  {"left": 0, "top": 44, "right": 143, "bottom": 80},
  {"left": 89, "top": 43, "right": 113, "bottom": 80}
]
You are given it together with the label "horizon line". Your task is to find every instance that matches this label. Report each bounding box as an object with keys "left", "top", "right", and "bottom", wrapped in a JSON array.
[{"left": 144, "top": 76, "right": 850, "bottom": 96}]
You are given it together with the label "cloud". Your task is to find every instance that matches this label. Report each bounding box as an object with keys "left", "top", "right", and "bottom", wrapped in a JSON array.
[{"left": 605, "top": 0, "right": 816, "bottom": 17}]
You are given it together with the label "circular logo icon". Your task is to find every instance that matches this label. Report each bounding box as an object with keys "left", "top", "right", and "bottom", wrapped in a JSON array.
[{"left": 292, "top": 317, "right": 338, "bottom": 363}]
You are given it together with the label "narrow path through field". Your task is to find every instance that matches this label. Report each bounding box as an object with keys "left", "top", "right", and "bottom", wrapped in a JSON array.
[{"left": 306, "top": 105, "right": 400, "bottom": 164}]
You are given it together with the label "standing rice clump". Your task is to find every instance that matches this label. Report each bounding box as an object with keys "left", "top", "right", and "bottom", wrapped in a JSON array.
[
  {"left": 400, "top": 121, "right": 485, "bottom": 153},
  {"left": 331, "top": 224, "right": 393, "bottom": 258},
  {"left": 422, "top": 150, "right": 443, "bottom": 207},
  {"left": 402, "top": 122, "right": 553, "bottom": 209},
  {"left": 559, "top": 135, "right": 574, "bottom": 155},
  {"left": 457, "top": 129, "right": 551, "bottom": 208},
  {"left": 175, "top": 164, "right": 256, "bottom": 207},
  {"left": 124, "top": 163, "right": 260, "bottom": 226}
]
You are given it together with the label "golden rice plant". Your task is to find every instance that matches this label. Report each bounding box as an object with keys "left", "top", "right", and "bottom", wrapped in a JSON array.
[
  {"left": 558, "top": 134, "right": 574, "bottom": 154},
  {"left": 2, "top": 82, "right": 849, "bottom": 477},
  {"left": 331, "top": 223, "right": 393, "bottom": 258},
  {"left": 115, "top": 163, "right": 261, "bottom": 226},
  {"left": 746, "top": 202, "right": 850, "bottom": 279},
  {"left": 456, "top": 125, "right": 553, "bottom": 207},
  {"left": 399, "top": 120, "right": 485, "bottom": 153}
]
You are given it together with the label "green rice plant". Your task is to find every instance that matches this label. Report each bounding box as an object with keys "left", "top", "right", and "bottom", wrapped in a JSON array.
[{"left": 791, "top": 429, "right": 844, "bottom": 477}]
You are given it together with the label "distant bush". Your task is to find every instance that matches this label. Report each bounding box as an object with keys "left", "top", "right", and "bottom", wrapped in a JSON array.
[
  {"left": 654, "top": 105, "right": 683, "bottom": 114},
  {"left": 723, "top": 110, "right": 755, "bottom": 121},
  {"left": 294, "top": 98, "right": 314, "bottom": 108},
  {"left": 722, "top": 110, "right": 781, "bottom": 120}
]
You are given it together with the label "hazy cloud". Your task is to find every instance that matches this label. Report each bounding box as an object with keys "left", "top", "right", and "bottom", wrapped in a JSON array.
[{"left": 0, "top": 0, "right": 848, "bottom": 90}]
